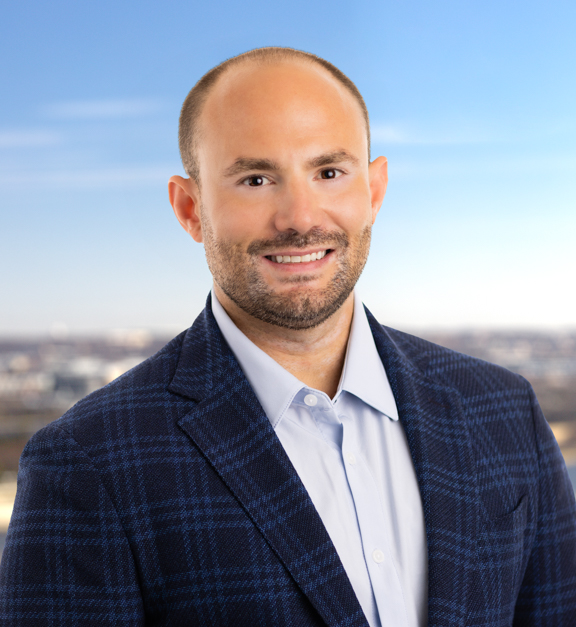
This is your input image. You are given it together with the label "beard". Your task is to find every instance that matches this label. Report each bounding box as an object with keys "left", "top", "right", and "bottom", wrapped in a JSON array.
[{"left": 202, "top": 215, "right": 372, "bottom": 330}]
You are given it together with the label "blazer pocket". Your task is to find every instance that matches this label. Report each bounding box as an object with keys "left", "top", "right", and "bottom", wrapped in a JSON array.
[
  {"left": 475, "top": 495, "right": 529, "bottom": 610},
  {"left": 478, "top": 493, "right": 529, "bottom": 552},
  {"left": 484, "top": 494, "right": 528, "bottom": 527}
]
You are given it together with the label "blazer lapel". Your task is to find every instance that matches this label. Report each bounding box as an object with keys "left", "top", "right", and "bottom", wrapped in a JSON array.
[
  {"left": 367, "top": 309, "right": 478, "bottom": 626},
  {"left": 168, "top": 302, "right": 369, "bottom": 627}
]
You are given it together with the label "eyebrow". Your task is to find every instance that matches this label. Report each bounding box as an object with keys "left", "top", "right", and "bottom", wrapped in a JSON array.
[
  {"left": 223, "top": 158, "right": 280, "bottom": 177},
  {"left": 223, "top": 150, "right": 360, "bottom": 178},
  {"left": 306, "top": 150, "right": 360, "bottom": 168}
]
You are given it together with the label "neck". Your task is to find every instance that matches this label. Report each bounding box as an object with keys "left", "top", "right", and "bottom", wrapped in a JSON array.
[{"left": 214, "top": 285, "right": 354, "bottom": 399}]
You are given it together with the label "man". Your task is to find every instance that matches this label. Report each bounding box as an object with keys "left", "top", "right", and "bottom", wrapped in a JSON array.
[{"left": 1, "top": 47, "right": 575, "bottom": 626}]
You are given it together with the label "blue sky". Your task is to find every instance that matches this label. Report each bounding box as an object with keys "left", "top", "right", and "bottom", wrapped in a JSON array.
[{"left": 1, "top": 0, "right": 575, "bottom": 334}]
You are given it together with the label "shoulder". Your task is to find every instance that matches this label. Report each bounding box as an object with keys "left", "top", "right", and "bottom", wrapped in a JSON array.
[
  {"left": 366, "top": 313, "right": 541, "bottom": 449},
  {"left": 373, "top": 322, "right": 541, "bottom": 452},
  {"left": 379, "top": 323, "right": 532, "bottom": 398},
  {"left": 31, "top": 329, "right": 195, "bottom": 453}
]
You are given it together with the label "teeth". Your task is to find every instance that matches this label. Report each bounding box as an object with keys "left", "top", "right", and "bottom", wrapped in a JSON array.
[{"left": 272, "top": 250, "right": 327, "bottom": 263}]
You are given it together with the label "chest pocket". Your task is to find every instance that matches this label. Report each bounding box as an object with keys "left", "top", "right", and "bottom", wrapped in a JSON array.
[{"left": 473, "top": 495, "right": 530, "bottom": 618}]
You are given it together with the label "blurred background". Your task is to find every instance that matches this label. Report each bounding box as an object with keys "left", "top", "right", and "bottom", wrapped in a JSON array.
[{"left": 1, "top": 0, "right": 575, "bottom": 552}]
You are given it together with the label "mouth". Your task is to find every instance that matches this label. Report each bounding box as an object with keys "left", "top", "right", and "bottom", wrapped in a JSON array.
[{"left": 265, "top": 249, "right": 332, "bottom": 264}]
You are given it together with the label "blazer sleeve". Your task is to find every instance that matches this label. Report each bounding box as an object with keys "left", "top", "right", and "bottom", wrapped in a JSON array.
[
  {"left": 0, "top": 422, "right": 145, "bottom": 627},
  {"left": 514, "top": 387, "right": 576, "bottom": 624}
]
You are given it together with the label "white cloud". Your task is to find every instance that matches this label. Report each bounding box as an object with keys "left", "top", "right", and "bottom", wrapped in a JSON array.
[
  {"left": 388, "top": 153, "right": 576, "bottom": 179},
  {"left": 371, "top": 122, "right": 498, "bottom": 146},
  {"left": 0, "top": 164, "right": 183, "bottom": 188},
  {"left": 42, "top": 98, "right": 164, "bottom": 120},
  {"left": 370, "top": 125, "right": 410, "bottom": 144},
  {"left": 0, "top": 130, "right": 61, "bottom": 148}
]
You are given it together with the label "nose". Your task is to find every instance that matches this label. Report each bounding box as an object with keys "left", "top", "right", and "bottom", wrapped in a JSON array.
[{"left": 272, "top": 176, "right": 323, "bottom": 234}]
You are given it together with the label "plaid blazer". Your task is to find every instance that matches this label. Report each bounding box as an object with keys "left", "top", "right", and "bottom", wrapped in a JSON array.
[{"left": 1, "top": 298, "right": 575, "bottom": 626}]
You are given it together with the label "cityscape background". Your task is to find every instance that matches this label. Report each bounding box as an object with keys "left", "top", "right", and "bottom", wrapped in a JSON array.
[{"left": 1, "top": 1, "right": 574, "bottom": 551}]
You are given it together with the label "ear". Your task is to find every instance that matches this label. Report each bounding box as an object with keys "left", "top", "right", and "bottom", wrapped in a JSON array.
[
  {"left": 168, "top": 175, "right": 203, "bottom": 243},
  {"left": 368, "top": 156, "right": 388, "bottom": 223}
]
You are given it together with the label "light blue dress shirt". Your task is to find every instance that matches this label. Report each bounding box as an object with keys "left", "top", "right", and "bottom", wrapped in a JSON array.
[{"left": 211, "top": 290, "right": 428, "bottom": 627}]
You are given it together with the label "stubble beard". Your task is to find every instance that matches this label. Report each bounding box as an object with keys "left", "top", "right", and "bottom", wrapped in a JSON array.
[{"left": 202, "top": 210, "right": 372, "bottom": 330}]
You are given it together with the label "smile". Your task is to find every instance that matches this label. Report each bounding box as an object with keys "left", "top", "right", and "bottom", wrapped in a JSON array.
[{"left": 266, "top": 250, "right": 330, "bottom": 264}]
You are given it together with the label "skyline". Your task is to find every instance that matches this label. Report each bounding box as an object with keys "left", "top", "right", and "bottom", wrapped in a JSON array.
[{"left": 1, "top": 0, "right": 575, "bottom": 334}]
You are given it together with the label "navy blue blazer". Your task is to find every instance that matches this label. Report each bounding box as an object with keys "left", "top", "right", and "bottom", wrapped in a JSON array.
[{"left": 1, "top": 298, "right": 575, "bottom": 626}]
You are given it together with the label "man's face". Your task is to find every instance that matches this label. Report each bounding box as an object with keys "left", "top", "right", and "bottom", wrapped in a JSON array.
[{"left": 192, "top": 61, "right": 386, "bottom": 329}]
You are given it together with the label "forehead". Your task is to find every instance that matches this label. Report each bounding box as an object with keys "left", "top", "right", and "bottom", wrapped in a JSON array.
[{"left": 197, "top": 60, "right": 368, "bottom": 164}]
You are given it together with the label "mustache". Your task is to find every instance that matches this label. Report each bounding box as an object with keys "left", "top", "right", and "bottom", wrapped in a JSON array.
[{"left": 247, "top": 228, "right": 349, "bottom": 255}]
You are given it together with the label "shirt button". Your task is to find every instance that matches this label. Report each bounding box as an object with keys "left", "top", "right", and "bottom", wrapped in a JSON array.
[
  {"left": 304, "top": 394, "right": 318, "bottom": 407},
  {"left": 346, "top": 452, "right": 357, "bottom": 465},
  {"left": 372, "top": 549, "right": 385, "bottom": 564}
]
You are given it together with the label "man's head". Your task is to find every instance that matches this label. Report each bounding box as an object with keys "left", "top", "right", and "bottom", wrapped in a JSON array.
[{"left": 169, "top": 47, "right": 388, "bottom": 330}]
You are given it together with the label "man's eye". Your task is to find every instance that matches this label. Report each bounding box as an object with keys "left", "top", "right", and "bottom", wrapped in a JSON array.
[
  {"left": 319, "top": 168, "right": 341, "bottom": 180},
  {"left": 242, "top": 175, "right": 271, "bottom": 186}
]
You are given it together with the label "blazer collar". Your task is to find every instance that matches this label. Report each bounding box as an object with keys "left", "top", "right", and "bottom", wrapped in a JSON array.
[{"left": 169, "top": 296, "right": 369, "bottom": 627}]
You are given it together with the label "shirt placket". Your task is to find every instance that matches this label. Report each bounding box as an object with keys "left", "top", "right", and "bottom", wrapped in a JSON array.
[{"left": 338, "top": 408, "right": 408, "bottom": 627}]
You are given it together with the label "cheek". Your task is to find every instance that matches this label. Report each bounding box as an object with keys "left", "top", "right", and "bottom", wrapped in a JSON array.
[
  {"left": 212, "top": 197, "right": 276, "bottom": 245},
  {"left": 326, "top": 180, "right": 372, "bottom": 223},
  {"left": 203, "top": 198, "right": 252, "bottom": 242},
  {"left": 332, "top": 199, "right": 373, "bottom": 233}
]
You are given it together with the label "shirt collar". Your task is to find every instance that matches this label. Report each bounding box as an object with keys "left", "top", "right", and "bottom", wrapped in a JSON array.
[
  {"left": 336, "top": 290, "right": 399, "bottom": 421},
  {"left": 211, "top": 289, "right": 398, "bottom": 429},
  {"left": 211, "top": 291, "right": 303, "bottom": 428}
]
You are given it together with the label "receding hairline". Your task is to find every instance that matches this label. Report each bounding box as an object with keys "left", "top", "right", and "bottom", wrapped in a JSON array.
[{"left": 178, "top": 47, "right": 371, "bottom": 183}]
